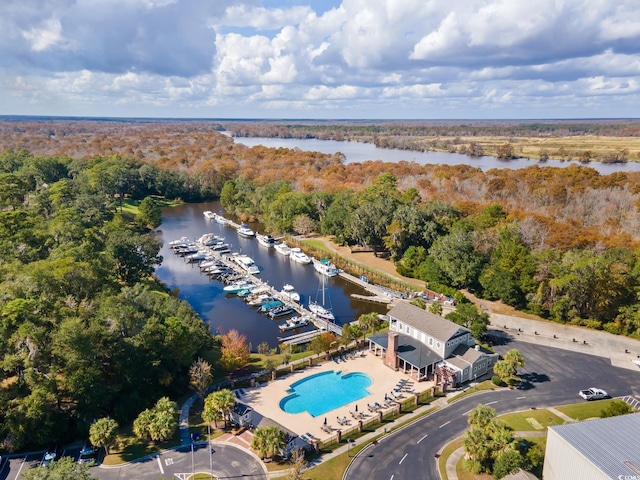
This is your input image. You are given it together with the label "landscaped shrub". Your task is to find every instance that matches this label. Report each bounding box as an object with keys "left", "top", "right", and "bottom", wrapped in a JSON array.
[{"left": 492, "top": 375, "right": 506, "bottom": 387}]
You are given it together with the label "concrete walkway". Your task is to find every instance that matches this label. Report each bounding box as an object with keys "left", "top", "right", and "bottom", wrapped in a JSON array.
[{"left": 445, "top": 446, "right": 465, "bottom": 480}]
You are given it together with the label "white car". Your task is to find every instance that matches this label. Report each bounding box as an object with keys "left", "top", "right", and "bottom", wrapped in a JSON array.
[{"left": 578, "top": 387, "right": 610, "bottom": 401}]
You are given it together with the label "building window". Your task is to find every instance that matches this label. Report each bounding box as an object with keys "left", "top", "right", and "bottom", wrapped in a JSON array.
[
  {"left": 429, "top": 337, "right": 433, "bottom": 346},
  {"left": 436, "top": 342, "right": 441, "bottom": 348},
  {"left": 406, "top": 326, "right": 410, "bottom": 334},
  {"left": 398, "top": 322, "right": 403, "bottom": 330}
]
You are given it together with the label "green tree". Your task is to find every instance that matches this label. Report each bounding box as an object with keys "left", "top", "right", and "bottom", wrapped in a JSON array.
[
  {"left": 463, "top": 427, "right": 491, "bottom": 473},
  {"left": 89, "top": 417, "right": 119, "bottom": 455},
  {"left": 445, "top": 303, "right": 489, "bottom": 339},
  {"left": 493, "top": 360, "right": 512, "bottom": 380},
  {"left": 204, "top": 389, "right": 236, "bottom": 428},
  {"left": 251, "top": 425, "right": 286, "bottom": 460},
  {"left": 430, "top": 230, "right": 484, "bottom": 288},
  {"left": 601, "top": 399, "right": 633, "bottom": 417},
  {"left": 493, "top": 448, "right": 524, "bottom": 479},
  {"left": 21, "top": 456, "right": 96, "bottom": 480},
  {"left": 202, "top": 394, "right": 224, "bottom": 429},
  {"left": 429, "top": 302, "right": 443, "bottom": 316},
  {"left": 358, "top": 312, "right": 382, "bottom": 342},
  {"left": 136, "top": 196, "right": 162, "bottom": 228},
  {"left": 133, "top": 397, "right": 178, "bottom": 442},
  {"left": 504, "top": 349, "right": 525, "bottom": 375},
  {"left": 341, "top": 323, "right": 363, "bottom": 347},
  {"left": 468, "top": 404, "right": 496, "bottom": 430},
  {"left": 105, "top": 229, "right": 162, "bottom": 284}
]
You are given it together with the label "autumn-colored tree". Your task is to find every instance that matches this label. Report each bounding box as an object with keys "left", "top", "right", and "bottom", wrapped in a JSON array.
[{"left": 220, "top": 329, "right": 250, "bottom": 371}]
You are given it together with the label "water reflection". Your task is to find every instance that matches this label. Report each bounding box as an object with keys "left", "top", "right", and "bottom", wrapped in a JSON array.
[
  {"left": 233, "top": 136, "right": 640, "bottom": 175},
  {"left": 155, "top": 201, "right": 386, "bottom": 349}
]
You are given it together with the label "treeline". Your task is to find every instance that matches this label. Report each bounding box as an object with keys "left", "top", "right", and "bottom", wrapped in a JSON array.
[
  {"left": 227, "top": 119, "right": 640, "bottom": 140},
  {"left": 0, "top": 150, "right": 215, "bottom": 450},
  {"left": 221, "top": 172, "right": 640, "bottom": 338}
]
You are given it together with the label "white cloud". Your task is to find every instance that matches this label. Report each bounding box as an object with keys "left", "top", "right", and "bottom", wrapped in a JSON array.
[
  {"left": 3, "top": 0, "right": 640, "bottom": 118},
  {"left": 22, "top": 17, "right": 63, "bottom": 52}
]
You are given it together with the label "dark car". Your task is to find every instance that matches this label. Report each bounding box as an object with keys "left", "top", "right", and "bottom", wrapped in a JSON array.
[{"left": 78, "top": 443, "right": 99, "bottom": 466}]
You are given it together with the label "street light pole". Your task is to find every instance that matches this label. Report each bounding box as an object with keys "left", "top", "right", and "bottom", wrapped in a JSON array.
[
  {"left": 208, "top": 423, "right": 213, "bottom": 477},
  {"left": 191, "top": 435, "right": 195, "bottom": 478},
  {"left": 347, "top": 439, "right": 355, "bottom": 457}
]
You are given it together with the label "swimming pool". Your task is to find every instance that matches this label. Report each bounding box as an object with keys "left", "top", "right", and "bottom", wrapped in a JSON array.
[{"left": 279, "top": 370, "right": 372, "bottom": 417}]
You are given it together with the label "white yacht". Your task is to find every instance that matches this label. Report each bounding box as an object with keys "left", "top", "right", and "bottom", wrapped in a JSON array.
[
  {"left": 232, "top": 254, "right": 260, "bottom": 275},
  {"left": 237, "top": 223, "right": 255, "bottom": 238},
  {"left": 274, "top": 241, "right": 291, "bottom": 256},
  {"left": 256, "top": 233, "right": 276, "bottom": 248},
  {"left": 214, "top": 213, "right": 229, "bottom": 225},
  {"left": 312, "top": 257, "right": 339, "bottom": 277},
  {"left": 203, "top": 211, "right": 216, "bottom": 220},
  {"left": 279, "top": 316, "right": 309, "bottom": 332},
  {"left": 280, "top": 284, "right": 301, "bottom": 302},
  {"left": 290, "top": 248, "right": 311, "bottom": 264},
  {"left": 309, "top": 273, "right": 335, "bottom": 321}
]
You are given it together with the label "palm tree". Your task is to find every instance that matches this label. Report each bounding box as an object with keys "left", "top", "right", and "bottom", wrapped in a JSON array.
[
  {"left": 493, "top": 359, "right": 512, "bottom": 380},
  {"left": 202, "top": 394, "right": 224, "bottom": 429},
  {"left": 358, "top": 312, "right": 381, "bottom": 342},
  {"left": 208, "top": 389, "right": 236, "bottom": 428},
  {"left": 89, "top": 417, "right": 118, "bottom": 455},
  {"left": 189, "top": 357, "right": 213, "bottom": 401},
  {"left": 504, "top": 349, "right": 525, "bottom": 375},
  {"left": 463, "top": 427, "right": 490, "bottom": 473},
  {"left": 251, "top": 426, "right": 286, "bottom": 460},
  {"left": 468, "top": 404, "right": 496, "bottom": 430}
]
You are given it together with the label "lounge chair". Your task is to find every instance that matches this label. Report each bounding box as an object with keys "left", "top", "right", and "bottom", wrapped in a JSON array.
[{"left": 306, "top": 432, "right": 318, "bottom": 440}]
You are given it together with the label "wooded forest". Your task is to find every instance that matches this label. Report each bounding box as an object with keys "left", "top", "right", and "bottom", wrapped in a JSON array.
[{"left": 1, "top": 118, "right": 640, "bottom": 450}]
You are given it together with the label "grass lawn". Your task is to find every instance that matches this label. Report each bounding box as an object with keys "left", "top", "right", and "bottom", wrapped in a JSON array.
[
  {"left": 447, "top": 381, "right": 499, "bottom": 404},
  {"left": 499, "top": 409, "right": 564, "bottom": 431},
  {"left": 439, "top": 437, "right": 463, "bottom": 480},
  {"left": 102, "top": 426, "right": 180, "bottom": 465},
  {"left": 555, "top": 399, "right": 618, "bottom": 421}
]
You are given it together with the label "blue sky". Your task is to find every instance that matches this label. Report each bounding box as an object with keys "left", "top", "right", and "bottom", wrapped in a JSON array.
[{"left": 2, "top": 0, "right": 640, "bottom": 119}]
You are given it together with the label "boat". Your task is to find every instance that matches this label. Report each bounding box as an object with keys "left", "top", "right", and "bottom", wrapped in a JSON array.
[
  {"left": 198, "top": 233, "right": 224, "bottom": 246},
  {"left": 169, "top": 236, "right": 191, "bottom": 248},
  {"left": 203, "top": 211, "right": 216, "bottom": 219},
  {"left": 232, "top": 254, "right": 260, "bottom": 275},
  {"left": 280, "top": 284, "right": 301, "bottom": 303},
  {"left": 211, "top": 242, "right": 230, "bottom": 253},
  {"left": 247, "top": 294, "right": 277, "bottom": 307},
  {"left": 237, "top": 223, "right": 255, "bottom": 237},
  {"left": 312, "top": 257, "right": 339, "bottom": 277},
  {"left": 268, "top": 304, "right": 294, "bottom": 318},
  {"left": 186, "top": 250, "right": 212, "bottom": 262},
  {"left": 259, "top": 299, "right": 283, "bottom": 313},
  {"left": 176, "top": 245, "right": 198, "bottom": 256},
  {"left": 257, "top": 233, "right": 276, "bottom": 248},
  {"left": 309, "top": 273, "right": 335, "bottom": 321},
  {"left": 290, "top": 248, "right": 311, "bottom": 264},
  {"left": 279, "top": 316, "right": 309, "bottom": 331},
  {"left": 214, "top": 213, "right": 229, "bottom": 225},
  {"left": 274, "top": 242, "right": 291, "bottom": 256},
  {"left": 223, "top": 279, "right": 255, "bottom": 293}
]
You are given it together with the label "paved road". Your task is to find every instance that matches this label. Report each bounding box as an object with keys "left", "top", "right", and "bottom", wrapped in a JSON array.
[
  {"left": 344, "top": 339, "right": 640, "bottom": 480},
  {"left": 3, "top": 443, "right": 267, "bottom": 480}
]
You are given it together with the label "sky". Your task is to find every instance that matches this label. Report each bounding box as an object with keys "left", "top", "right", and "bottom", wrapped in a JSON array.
[{"left": 2, "top": 0, "right": 640, "bottom": 119}]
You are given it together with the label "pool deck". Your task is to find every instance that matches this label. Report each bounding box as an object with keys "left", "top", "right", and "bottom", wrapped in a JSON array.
[{"left": 238, "top": 351, "right": 435, "bottom": 441}]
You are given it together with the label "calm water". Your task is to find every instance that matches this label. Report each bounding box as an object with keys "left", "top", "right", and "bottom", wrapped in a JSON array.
[
  {"left": 279, "top": 371, "right": 372, "bottom": 417},
  {"left": 154, "top": 201, "right": 386, "bottom": 349},
  {"left": 233, "top": 136, "right": 640, "bottom": 174}
]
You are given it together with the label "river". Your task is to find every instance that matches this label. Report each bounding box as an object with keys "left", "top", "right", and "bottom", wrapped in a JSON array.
[
  {"left": 232, "top": 136, "right": 640, "bottom": 175},
  {"left": 154, "top": 201, "right": 387, "bottom": 350}
]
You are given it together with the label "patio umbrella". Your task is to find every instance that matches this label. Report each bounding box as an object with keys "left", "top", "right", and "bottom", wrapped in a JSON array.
[
  {"left": 324, "top": 417, "right": 327, "bottom": 425},
  {"left": 384, "top": 393, "right": 388, "bottom": 401},
  {"left": 355, "top": 404, "right": 358, "bottom": 412}
]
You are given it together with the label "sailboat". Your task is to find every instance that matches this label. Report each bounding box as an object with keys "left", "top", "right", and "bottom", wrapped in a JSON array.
[{"left": 308, "top": 273, "right": 335, "bottom": 321}]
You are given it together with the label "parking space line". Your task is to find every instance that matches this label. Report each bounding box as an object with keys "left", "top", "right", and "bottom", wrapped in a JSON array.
[{"left": 156, "top": 455, "right": 164, "bottom": 474}]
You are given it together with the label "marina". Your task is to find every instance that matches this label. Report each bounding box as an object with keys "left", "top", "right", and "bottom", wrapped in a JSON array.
[{"left": 156, "top": 201, "right": 394, "bottom": 349}]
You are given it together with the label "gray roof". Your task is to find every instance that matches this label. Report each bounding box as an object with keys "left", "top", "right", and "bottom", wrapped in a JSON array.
[
  {"left": 502, "top": 469, "right": 538, "bottom": 480},
  {"left": 368, "top": 333, "right": 441, "bottom": 369},
  {"left": 387, "top": 302, "right": 469, "bottom": 343},
  {"left": 549, "top": 412, "right": 640, "bottom": 478}
]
